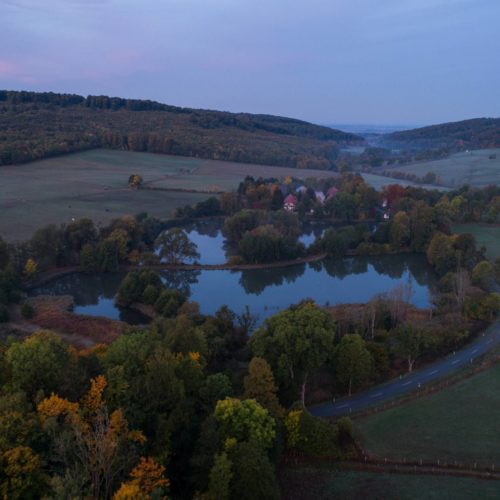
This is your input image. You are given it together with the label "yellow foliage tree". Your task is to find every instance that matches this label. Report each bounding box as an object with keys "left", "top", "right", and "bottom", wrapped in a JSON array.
[{"left": 38, "top": 376, "right": 146, "bottom": 499}]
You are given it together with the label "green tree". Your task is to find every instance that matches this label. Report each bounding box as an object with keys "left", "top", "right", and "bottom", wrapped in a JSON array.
[
  {"left": 79, "top": 243, "right": 97, "bottom": 273},
  {"left": 471, "top": 260, "right": 495, "bottom": 290},
  {"left": 228, "top": 441, "right": 279, "bottom": 500},
  {"left": 214, "top": 398, "right": 276, "bottom": 450},
  {"left": 154, "top": 288, "right": 186, "bottom": 317},
  {"left": 243, "top": 357, "right": 284, "bottom": 418},
  {"left": 6, "top": 331, "right": 78, "bottom": 400},
  {"left": 29, "top": 224, "right": 65, "bottom": 269},
  {"left": 389, "top": 211, "right": 410, "bottom": 249},
  {"left": 208, "top": 452, "right": 232, "bottom": 500},
  {"left": 156, "top": 228, "right": 200, "bottom": 264},
  {"left": 335, "top": 334, "right": 373, "bottom": 395},
  {"left": 250, "top": 301, "right": 336, "bottom": 405},
  {"left": 199, "top": 374, "right": 233, "bottom": 414},
  {"left": 392, "top": 323, "right": 427, "bottom": 373},
  {"left": 426, "top": 232, "right": 456, "bottom": 275}
]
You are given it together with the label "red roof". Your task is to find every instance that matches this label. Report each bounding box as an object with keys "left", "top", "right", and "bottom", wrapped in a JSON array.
[
  {"left": 326, "top": 186, "right": 339, "bottom": 198},
  {"left": 284, "top": 194, "right": 298, "bottom": 205}
]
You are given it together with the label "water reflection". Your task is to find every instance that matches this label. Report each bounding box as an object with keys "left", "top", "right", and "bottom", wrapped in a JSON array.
[
  {"left": 31, "top": 272, "right": 149, "bottom": 325},
  {"left": 33, "top": 254, "right": 436, "bottom": 325}
]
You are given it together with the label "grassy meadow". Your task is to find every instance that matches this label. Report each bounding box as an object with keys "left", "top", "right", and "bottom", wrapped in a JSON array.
[
  {"left": 451, "top": 224, "right": 500, "bottom": 260},
  {"left": 354, "top": 364, "right": 500, "bottom": 468},
  {"left": 0, "top": 149, "right": 335, "bottom": 241},
  {"left": 280, "top": 466, "right": 500, "bottom": 500},
  {"left": 383, "top": 148, "right": 500, "bottom": 188},
  {"left": 360, "top": 172, "right": 448, "bottom": 191}
]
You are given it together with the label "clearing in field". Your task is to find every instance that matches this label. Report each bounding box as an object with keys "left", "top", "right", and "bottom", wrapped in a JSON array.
[
  {"left": 0, "top": 149, "right": 336, "bottom": 241},
  {"left": 354, "top": 363, "right": 500, "bottom": 468},
  {"left": 451, "top": 224, "right": 500, "bottom": 260},
  {"left": 280, "top": 465, "right": 499, "bottom": 500},
  {"left": 382, "top": 148, "right": 500, "bottom": 188}
]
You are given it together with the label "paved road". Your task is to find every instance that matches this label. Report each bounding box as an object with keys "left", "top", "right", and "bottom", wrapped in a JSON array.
[{"left": 309, "top": 321, "right": 500, "bottom": 418}]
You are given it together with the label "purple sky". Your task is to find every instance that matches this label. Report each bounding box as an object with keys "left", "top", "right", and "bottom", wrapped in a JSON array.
[{"left": 2, "top": 0, "right": 499, "bottom": 125}]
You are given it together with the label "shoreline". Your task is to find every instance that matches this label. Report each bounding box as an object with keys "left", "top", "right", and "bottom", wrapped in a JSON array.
[{"left": 27, "top": 252, "right": 328, "bottom": 289}]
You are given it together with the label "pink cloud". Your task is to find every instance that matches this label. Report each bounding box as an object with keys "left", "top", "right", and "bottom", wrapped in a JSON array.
[{"left": 0, "top": 59, "right": 39, "bottom": 84}]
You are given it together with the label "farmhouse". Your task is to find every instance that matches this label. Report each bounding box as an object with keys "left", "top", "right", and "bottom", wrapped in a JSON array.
[
  {"left": 326, "top": 186, "right": 339, "bottom": 199},
  {"left": 315, "top": 191, "right": 325, "bottom": 204},
  {"left": 283, "top": 194, "right": 298, "bottom": 212}
]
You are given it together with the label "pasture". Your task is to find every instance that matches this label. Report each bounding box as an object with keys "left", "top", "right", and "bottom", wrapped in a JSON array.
[
  {"left": 0, "top": 149, "right": 335, "bottom": 241},
  {"left": 383, "top": 149, "right": 500, "bottom": 188},
  {"left": 451, "top": 224, "right": 500, "bottom": 260},
  {"left": 280, "top": 466, "right": 500, "bottom": 499},
  {"left": 354, "top": 363, "right": 500, "bottom": 468},
  {"left": 360, "top": 172, "right": 448, "bottom": 191}
]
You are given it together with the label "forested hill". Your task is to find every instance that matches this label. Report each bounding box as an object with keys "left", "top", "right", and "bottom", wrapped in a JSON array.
[
  {"left": 380, "top": 117, "right": 500, "bottom": 150},
  {"left": 0, "top": 90, "right": 363, "bottom": 169}
]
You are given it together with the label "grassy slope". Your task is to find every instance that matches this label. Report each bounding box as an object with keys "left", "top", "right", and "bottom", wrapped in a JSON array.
[
  {"left": 280, "top": 466, "right": 500, "bottom": 500},
  {"left": 354, "top": 364, "right": 500, "bottom": 467},
  {"left": 360, "top": 173, "right": 449, "bottom": 192},
  {"left": 0, "top": 149, "right": 336, "bottom": 241},
  {"left": 382, "top": 149, "right": 500, "bottom": 188},
  {"left": 452, "top": 224, "right": 500, "bottom": 260}
]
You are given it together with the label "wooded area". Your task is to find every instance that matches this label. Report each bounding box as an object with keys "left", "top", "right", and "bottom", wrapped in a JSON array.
[{"left": 0, "top": 90, "right": 362, "bottom": 169}]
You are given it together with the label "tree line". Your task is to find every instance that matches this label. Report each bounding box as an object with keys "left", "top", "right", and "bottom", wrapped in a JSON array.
[{"left": 0, "top": 90, "right": 361, "bottom": 169}]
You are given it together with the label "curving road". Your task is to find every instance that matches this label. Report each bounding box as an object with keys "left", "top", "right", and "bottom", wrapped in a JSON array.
[{"left": 309, "top": 321, "right": 500, "bottom": 418}]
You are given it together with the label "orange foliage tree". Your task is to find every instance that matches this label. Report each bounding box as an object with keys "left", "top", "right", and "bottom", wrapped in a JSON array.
[{"left": 38, "top": 375, "right": 145, "bottom": 499}]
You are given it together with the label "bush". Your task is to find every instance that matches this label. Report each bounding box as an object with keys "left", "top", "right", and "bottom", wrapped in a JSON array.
[{"left": 21, "top": 302, "right": 35, "bottom": 319}]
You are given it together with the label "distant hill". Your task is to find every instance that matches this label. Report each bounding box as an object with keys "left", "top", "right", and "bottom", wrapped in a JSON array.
[
  {"left": 0, "top": 90, "right": 363, "bottom": 169},
  {"left": 380, "top": 118, "right": 500, "bottom": 151}
]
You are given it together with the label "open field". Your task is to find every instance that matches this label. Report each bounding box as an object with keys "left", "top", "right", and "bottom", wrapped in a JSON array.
[
  {"left": 280, "top": 465, "right": 500, "bottom": 500},
  {"left": 0, "top": 149, "right": 336, "bottom": 241},
  {"left": 452, "top": 224, "right": 500, "bottom": 260},
  {"left": 360, "top": 173, "right": 448, "bottom": 191},
  {"left": 354, "top": 364, "right": 500, "bottom": 467},
  {"left": 383, "top": 149, "right": 500, "bottom": 188}
]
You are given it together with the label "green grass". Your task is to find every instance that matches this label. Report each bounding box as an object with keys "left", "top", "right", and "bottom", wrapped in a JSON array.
[
  {"left": 0, "top": 149, "right": 335, "bottom": 241},
  {"left": 280, "top": 466, "right": 500, "bottom": 500},
  {"left": 354, "top": 364, "right": 500, "bottom": 468},
  {"left": 383, "top": 149, "right": 500, "bottom": 188},
  {"left": 452, "top": 224, "right": 500, "bottom": 260},
  {"left": 360, "top": 173, "right": 448, "bottom": 191}
]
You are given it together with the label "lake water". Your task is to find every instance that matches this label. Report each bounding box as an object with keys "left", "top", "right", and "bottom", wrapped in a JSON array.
[
  {"left": 32, "top": 254, "right": 436, "bottom": 325},
  {"left": 158, "top": 219, "right": 327, "bottom": 265}
]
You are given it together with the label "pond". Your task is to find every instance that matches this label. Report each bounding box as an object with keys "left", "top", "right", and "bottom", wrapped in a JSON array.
[
  {"left": 158, "top": 219, "right": 330, "bottom": 265},
  {"left": 32, "top": 254, "right": 437, "bottom": 325}
]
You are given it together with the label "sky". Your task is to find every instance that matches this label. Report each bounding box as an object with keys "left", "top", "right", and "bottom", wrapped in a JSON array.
[{"left": 1, "top": 0, "right": 499, "bottom": 126}]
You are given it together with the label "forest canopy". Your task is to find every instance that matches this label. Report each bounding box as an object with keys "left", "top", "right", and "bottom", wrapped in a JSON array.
[{"left": 0, "top": 90, "right": 363, "bottom": 169}]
